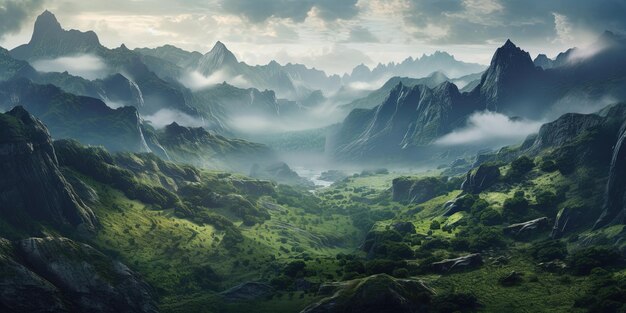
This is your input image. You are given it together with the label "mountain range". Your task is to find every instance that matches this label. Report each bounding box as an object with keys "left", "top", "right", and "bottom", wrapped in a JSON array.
[{"left": 328, "top": 32, "right": 626, "bottom": 163}]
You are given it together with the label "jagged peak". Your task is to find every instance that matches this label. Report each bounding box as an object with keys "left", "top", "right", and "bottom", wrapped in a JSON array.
[
  {"left": 428, "top": 71, "right": 449, "bottom": 80},
  {"left": 33, "top": 10, "right": 63, "bottom": 35}
]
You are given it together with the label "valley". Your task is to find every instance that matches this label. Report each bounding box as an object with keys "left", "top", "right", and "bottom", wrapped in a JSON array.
[{"left": 1, "top": 5, "right": 626, "bottom": 313}]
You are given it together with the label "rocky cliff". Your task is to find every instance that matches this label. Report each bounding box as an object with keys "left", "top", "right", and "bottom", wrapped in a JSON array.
[
  {"left": 0, "top": 236, "right": 157, "bottom": 312},
  {"left": 0, "top": 106, "right": 97, "bottom": 231}
]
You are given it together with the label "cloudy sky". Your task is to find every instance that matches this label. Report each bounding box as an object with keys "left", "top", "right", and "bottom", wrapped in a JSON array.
[{"left": 1, "top": 0, "right": 625, "bottom": 74}]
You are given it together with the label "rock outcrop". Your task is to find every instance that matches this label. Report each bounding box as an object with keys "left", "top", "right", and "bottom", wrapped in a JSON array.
[
  {"left": 431, "top": 253, "right": 483, "bottom": 273},
  {"left": 0, "top": 237, "right": 157, "bottom": 313},
  {"left": 595, "top": 120, "right": 626, "bottom": 229},
  {"left": 552, "top": 207, "right": 595, "bottom": 239},
  {"left": 392, "top": 176, "right": 447, "bottom": 204},
  {"left": 504, "top": 217, "right": 550, "bottom": 237},
  {"left": 461, "top": 163, "right": 500, "bottom": 194},
  {"left": 0, "top": 106, "right": 97, "bottom": 231},
  {"left": 301, "top": 274, "right": 433, "bottom": 313}
]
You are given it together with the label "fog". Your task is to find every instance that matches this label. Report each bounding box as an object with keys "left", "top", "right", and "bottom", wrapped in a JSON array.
[
  {"left": 31, "top": 54, "right": 109, "bottom": 80},
  {"left": 179, "top": 70, "right": 251, "bottom": 91},
  {"left": 143, "top": 108, "right": 206, "bottom": 129},
  {"left": 435, "top": 111, "right": 543, "bottom": 146}
]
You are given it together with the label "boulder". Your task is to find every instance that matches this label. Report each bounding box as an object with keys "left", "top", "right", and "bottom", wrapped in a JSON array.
[
  {"left": 504, "top": 217, "right": 550, "bottom": 237},
  {"left": 392, "top": 176, "right": 447, "bottom": 204},
  {"left": 301, "top": 274, "right": 433, "bottom": 313},
  {"left": 430, "top": 253, "right": 483, "bottom": 273},
  {"left": 441, "top": 194, "right": 474, "bottom": 216},
  {"left": 461, "top": 163, "right": 500, "bottom": 194},
  {"left": 220, "top": 282, "right": 274, "bottom": 301}
]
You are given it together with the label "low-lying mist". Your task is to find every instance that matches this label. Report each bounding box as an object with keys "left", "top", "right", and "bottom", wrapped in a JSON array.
[
  {"left": 143, "top": 109, "right": 206, "bottom": 129},
  {"left": 179, "top": 70, "right": 251, "bottom": 91},
  {"left": 31, "top": 54, "right": 109, "bottom": 80},
  {"left": 435, "top": 111, "right": 543, "bottom": 147}
]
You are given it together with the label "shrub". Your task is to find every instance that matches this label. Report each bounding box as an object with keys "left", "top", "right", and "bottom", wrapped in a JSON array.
[
  {"left": 508, "top": 156, "right": 535, "bottom": 180},
  {"left": 530, "top": 240, "right": 567, "bottom": 262},
  {"left": 567, "top": 247, "right": 623, "bottom": 275},
  {"left": 479, "top": 209, "right": 502, "bottom": 226},
  {"left": 284, "top": 260, "right": 306, "bottom": 278},
  {"left": 502, "top": 192, "right": 529, "bottom": 220},
  {"left": 539, "top": 160, "right": 558, "bottom": 172},
  {"left": 430, "top": 220, "right": 441, "bottom": 230},
  {"left": 431, "top": 292, "right": 480, "bottom": 313},
  {"left": 392, "top": 268, "right": 409, "bottom": 278},
  {"left": 535, "top": 191, "right": 558, "bottom": 214}
]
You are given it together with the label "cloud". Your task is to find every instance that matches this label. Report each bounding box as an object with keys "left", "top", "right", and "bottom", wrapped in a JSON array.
[
  {"left": 402, "top": 0, "right": 626, "bottom": 45},
  {"left": 435, "top": 111, "right": 542, "bottom": 146},
  {"left": 143, "top": 108, "right": 206, "bottom": 129},
  {"left": 179, "top": 70, "right": 251, "bottom": 91},
  {"left": 344, "top": 26, "right": 379, "bottom": 43},
  {"left": 219, "top": 0, "right": 359, "bottom": 23},
  {"left": 30, "top": 54, "right": 109, "bottom": 80},
  {"left": 0, "top": 0, "right": 45, "bottom": 38},
  {"left": 275, "top": 44, "right": 373, "bottom": 75}
]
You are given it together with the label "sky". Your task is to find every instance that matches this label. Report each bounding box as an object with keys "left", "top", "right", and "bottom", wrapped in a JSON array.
[{"left": 1, "top": 0, "right": 625, "bottom": 74}]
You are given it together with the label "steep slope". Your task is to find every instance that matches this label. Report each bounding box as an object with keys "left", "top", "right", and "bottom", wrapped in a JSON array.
[
  {"left": 0, "top": 78, "right": 151, "bottom": 153},
  {"left": 341, "top": 71, "right": 452, "bottom": 111},
  {"left": 157, "top": 122, "right": 276, "bottom": 172},
  {"left": 10, "top": 11, "right": 205, "bottom": 121},
  {"left": 0, "top": 237, "right": 157, "bottom": 312},
  {"left": 329, "top": 81, "right": 479, "bottom": 161},
  {"left": 0, "top": 106, "right": 96, "bottom": 232}
]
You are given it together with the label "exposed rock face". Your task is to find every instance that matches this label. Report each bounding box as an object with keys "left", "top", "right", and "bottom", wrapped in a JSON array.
[
  {"left": 318, "top": 170, "right": 348, "bottom": 182},
  {"left": 461, "top": 163, "right": 500, "bottom": 194},
  {"left": 220, "top": 282, "right": 274, "bottom": 301},
  {"left": 392, "top": 176, "right": 447, "bottom": 204},
  {"left": 595, "top": 120, "right": 626, "bottom": 229},
  {"left": 301, "top": 274, "right": 433, "bottom": 313},
  {"left": 0, "top": 237, "right": 157, "bottom": 313},
  {"left": 0, "top": 106, "right": 96, "bottom": 231},
  {"left": 0, "top": 238, "right": 67, "bottom": 312},
  {"left": 552, "top": 207, "right": 595, "bottom": 239},
  {"left": 158, "top": 121, "right": 275, "bottom": 172},
  {"left": 441, "top": 194, "right": 475, "bottom": 217},
  {"left": 504, "top": 217, "right": 550, "bottom": 237},
  {"left": 0, "top": 79, "right": 152, "bottom": 153},
  {"left": 328, "top": 81, "right": 479, "bottom": 162},
  {"left": 526, "top": 113, "right": 604, "bottom": 154},
  {"left": 430, "top": 253, "right": 483, "bottom": 273}
]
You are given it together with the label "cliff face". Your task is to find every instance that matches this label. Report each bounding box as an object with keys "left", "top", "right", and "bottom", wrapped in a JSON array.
[
  {"left": 595, "top": 120, "right": 626, "bottom": 229},
  {"left": 0, "top": 106, "right": 96, "bottom": 231},
  {"left": 0, "top": 237, "right": 157, "bottom": 313}
]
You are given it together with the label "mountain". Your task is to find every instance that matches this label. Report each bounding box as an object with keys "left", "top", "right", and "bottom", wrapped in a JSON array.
[
  {"left": 340, "top": 71, "right": 453, "bottom": 111},
  {"left": 328, "top": 81, "right": 479, "bottom": 161},
  {"left": 342, "top": 51, "right": 486, "bottom": 85},
  {"left": 9, "top": 11, "right": 206, "bottom": 121},
  {"left": 476, "top": 39, "right": 544, "bottom": 116},
  {"left": 11, "top": 10, "right": 104, "bottom": 60},
  {"left": 0, "top": 78, "right": 152, "bottom": 153},
  {"left": 137, "top": 43, "right": 341, "bottom": 98},
  {"left": 330, "top": 33, "right": 626, "bottom": 162},
  {"left": 156, "top": 121, "right": 276, "bottom": 172},
  {"left": 0, "top": 106, "right": 97, "bottom": 232}
]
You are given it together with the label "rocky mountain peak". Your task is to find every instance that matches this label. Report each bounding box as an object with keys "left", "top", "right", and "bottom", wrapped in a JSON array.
[{"left": 32, "top": 10, "right": 63, "bottom": 38}]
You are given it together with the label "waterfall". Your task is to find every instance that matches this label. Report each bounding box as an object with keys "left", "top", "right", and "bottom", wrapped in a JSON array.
[{"left": 128, "top": 79, "right": 145, "bottom": 107}]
